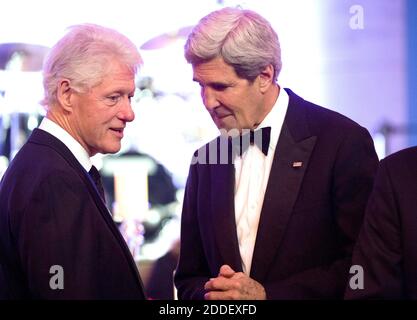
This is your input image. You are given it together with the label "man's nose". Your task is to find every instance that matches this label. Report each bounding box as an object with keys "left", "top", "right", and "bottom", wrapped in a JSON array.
[
  {"left": 201, "top": 87, "right": 219, "bottom": 110},
  {"left": 119, "top": 97, "right": 135, "bottom": 122}
]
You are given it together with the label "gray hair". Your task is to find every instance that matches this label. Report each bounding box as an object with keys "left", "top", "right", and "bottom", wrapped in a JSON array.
[
  {"left": 185, "top": 7, "right": 281, "bottom": 82},
  {"left": 41, "top": 23, "right": 142, "bottom": 107}
]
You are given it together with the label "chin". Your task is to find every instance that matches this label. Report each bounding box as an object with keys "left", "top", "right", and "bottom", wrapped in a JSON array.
[
  {"left": 102, "top": 144, "right": 121, "bottom": 155},
  {"left": 219, "top": 125, "right": 239, "bottom": 134},
  {"left": 217, "top": 120, "right": 239, "bottom": 132}
]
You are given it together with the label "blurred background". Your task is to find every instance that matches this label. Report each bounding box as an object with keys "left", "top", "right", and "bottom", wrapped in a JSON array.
[{"left": 1, "top": 0, "right": 416, "bottom": 299}]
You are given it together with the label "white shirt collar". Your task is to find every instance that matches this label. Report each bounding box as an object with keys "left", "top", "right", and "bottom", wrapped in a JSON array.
[
  {"left": 38, "top": 117, "right": 92, "bottom": 172},
  {"left": 256, "top": 85, "right": 289, "bottom": 153}
]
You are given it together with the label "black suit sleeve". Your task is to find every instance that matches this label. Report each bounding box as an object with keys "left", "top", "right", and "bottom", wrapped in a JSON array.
[
  {"left": 345, "top": 159, "right": 404, "bottom": 299},
  {"left": 174, "top": 163, "right": 211, "bottom": 300}
]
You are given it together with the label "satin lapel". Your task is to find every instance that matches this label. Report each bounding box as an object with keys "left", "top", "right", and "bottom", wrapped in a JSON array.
[
  {"left": 210, "top": 154, "right": 243, "bottom": 272},
  {"left": 250, "top": 122, "right": 317, "bottom": 282}
]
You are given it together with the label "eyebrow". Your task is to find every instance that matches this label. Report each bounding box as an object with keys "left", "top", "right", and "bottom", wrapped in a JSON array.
[
  {"left": 192, "top": 78, "right": 230, "bottom": 87},
  {"left": 108, "top": 88, "right": 135, "bottom": 96}
]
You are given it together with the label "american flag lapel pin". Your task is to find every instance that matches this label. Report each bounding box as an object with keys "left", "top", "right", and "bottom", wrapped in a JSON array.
[{"left": 292, "top": 161, "right": 303, "bottom": 168}]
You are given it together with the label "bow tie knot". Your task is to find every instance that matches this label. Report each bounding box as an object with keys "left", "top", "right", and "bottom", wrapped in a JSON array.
[{"left": 231, "top": 126, "right": 271, "bottom": 157}]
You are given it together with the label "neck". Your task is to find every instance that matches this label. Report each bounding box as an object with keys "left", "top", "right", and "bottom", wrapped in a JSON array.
[
  {"left": 265, "top": 83, "right": 280, "bottom": 112},
  {"left": 46, "top": 109, "right": 71, "bottom": 134},
  {"left": 46, "top": 108, "right": 92, "bottom": 157},
  {"left": 253, "top": 84, "right": 280, "bottom": 129}
]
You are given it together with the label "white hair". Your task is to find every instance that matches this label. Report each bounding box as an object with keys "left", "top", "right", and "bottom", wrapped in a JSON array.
[
  {"left": 41, "top": 23, "right": 142, "bottom": 108},
  {"left": 185, "top": 7, "right": 281, "bottom": 81}
]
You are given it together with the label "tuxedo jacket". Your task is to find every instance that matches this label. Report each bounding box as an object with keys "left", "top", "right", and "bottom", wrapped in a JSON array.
[
  {"left": 174, "top": 89, "right": 379, "bottom": 299},
  {"left": 346, "top": 147, "right": 417, "bottom": 299},
  {"left": 0, "top": 129, "right": 145, "bottom": 299}
]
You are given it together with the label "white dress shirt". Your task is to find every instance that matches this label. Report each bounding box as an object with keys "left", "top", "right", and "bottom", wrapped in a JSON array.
[
  {"left": 38, "top": 117, "right": 92, "bottom": 172},
  {"left": 234, "top": 87, "right": 289, "bottom": 275}
]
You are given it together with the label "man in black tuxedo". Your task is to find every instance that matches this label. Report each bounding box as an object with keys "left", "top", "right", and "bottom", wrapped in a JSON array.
[
  {"left": 0, "top": 24, "right": 146, "bottom": 299},
  {"left": 346, "top": 147, "right": 417, "bottom": 299},
  {"left": 174, "top": 7, "right": 379, "bottom": 299}
]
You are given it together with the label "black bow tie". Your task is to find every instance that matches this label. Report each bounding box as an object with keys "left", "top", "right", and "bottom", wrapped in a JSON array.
[
  {"left": 88, "top": 165, "right": 106, "bottom": 202},
  {"left": 231, "top": 126, "right": 271, "bottom": 157}
]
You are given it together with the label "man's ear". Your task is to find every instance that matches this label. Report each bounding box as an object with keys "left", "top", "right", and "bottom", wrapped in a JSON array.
[
  {"left": 258, "top": 64, "right": 275, "bottom": 93},
  {"left": 56, "top": 79, "right": 74, "bottom": 112}
]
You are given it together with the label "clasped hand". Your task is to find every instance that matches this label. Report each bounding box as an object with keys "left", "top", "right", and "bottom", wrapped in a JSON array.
[{"left": 204, "top": 264, "right": 266, "bottom": 300}]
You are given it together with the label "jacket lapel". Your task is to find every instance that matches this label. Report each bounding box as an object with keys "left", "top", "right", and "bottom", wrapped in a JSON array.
[
  {"left": 250, "top": 90, "right": 317, "bottom": 281},
  {"left": 210, "top": 138, "right": 243, "bottom": 272}
]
